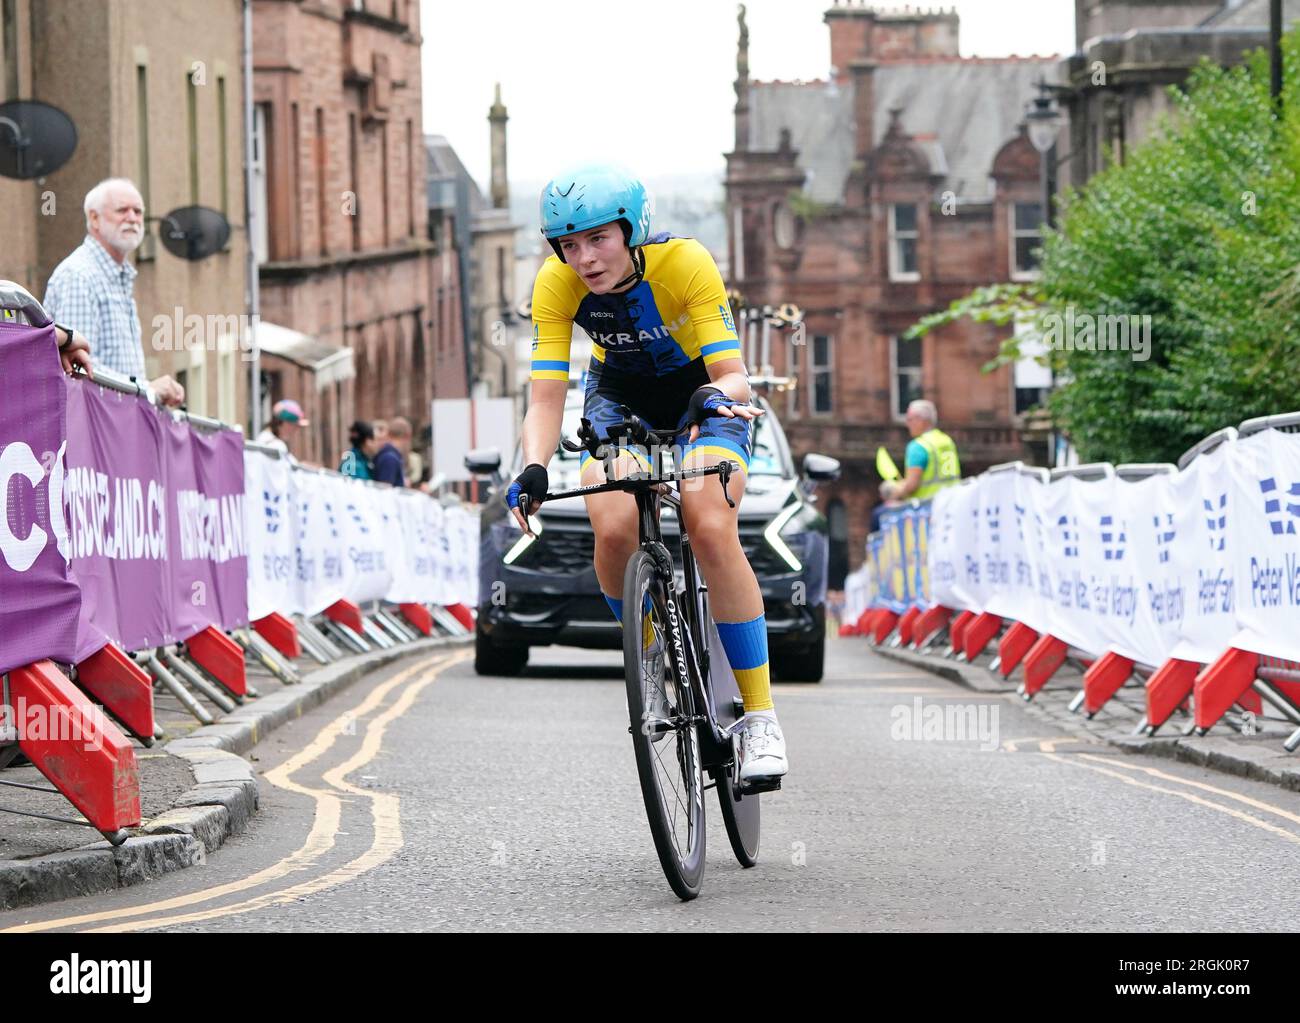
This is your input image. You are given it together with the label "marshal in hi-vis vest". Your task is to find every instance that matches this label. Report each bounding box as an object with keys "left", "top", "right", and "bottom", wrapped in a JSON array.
[{"left": 913, "top": 428, "right": 961, "bottom": 501}]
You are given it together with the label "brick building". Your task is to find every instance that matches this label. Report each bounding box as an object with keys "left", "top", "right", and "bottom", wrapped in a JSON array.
[
  {"left": 251, "top": 0, "right": 446, "bottom": 469},
  {"left": 724, "top": 2, "right": 1055, "bottom": 582},
  {"left": 0, "top": 0, "right": 249, "bottom": 424}
]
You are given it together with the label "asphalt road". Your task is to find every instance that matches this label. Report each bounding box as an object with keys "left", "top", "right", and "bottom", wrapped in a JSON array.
[{"left": 5, "top": 635, "right": 1300, "bottom": 932}]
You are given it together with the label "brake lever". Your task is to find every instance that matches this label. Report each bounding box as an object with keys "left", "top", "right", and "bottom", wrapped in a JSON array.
[{"left": 718, "top": 460, "right": 736, "bottom": 509}]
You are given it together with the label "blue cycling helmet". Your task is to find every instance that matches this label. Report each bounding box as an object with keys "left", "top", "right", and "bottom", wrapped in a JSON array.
[{"left": 539, "top": 163, "right": 651, "bottom": 262}]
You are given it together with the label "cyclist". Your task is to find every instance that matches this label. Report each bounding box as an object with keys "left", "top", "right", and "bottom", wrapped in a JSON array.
[{"left": 506, "top": 164, "right": 787, "bottom": 785}]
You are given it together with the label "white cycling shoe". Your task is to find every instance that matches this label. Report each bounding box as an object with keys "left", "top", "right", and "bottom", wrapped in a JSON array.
[
  {"left": 738, "top": 714, "right": 788, "bottom": 785},
  {"left": 641, "top": 626, "right": 672, "bottom": 743}
]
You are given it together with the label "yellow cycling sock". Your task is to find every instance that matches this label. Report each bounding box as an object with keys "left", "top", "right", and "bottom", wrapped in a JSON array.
[{"left": 716, "top": 615, "right": 773, "bottom": 712}]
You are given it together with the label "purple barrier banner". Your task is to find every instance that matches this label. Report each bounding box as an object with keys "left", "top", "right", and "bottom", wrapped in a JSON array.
[
  {"left": 0, "top": 322, "right": 82, "bottom": 673},
  {"left": 64, "top": 379, "right": 248, "bottom": 661}
]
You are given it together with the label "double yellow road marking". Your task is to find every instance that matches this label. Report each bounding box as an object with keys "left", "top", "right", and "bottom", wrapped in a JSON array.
[
  {"left": 5, "top": 649, "right": 468, "bottom": 933},
  {"left": 1006, "top": 735, "right": 1300, "bottom": 849}
]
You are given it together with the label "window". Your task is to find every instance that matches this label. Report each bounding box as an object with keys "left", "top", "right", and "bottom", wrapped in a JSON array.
[
  {"left": 406, "top": 119, "right": 416, "bottom": 238},
  {"left": 219, "top": 348, "right": 237, "bottom": 425},
  {"left": 888, "top": 203, "right": 919, "bottom": 281},
  {"left": 788, "top": 337, "right": 801, "bottom": 418},
  {"left": 2, "top": 0, "right": 18, "bottom": 102},
  {"left": 381, "top": 122, "right": 391, "bottom": 247},
  {"left": 186, "top": 69, "right": 199, "bottom": 205},
  {"left": 349, "top": 113, "right": 360, "bottom": 251},
  {"left": 291, "top": 102, "right": 302, "bottom": 258},
  {"left": 216, "top": 76, "right": 229, "bottom": 216},
  {"left": 188, "top": 349, "right": 207, "bottom": 417},
  {"left": 891, "top": 336, "right": 923, "bottom": 419},
  {"left": 1013, "top": 317, "right": 1050, "bottom": 415},
  {"left": 251, "top": 103, "right": 270, "bottom": 263},
  {"left": 809, "top": 334, "right": 833, "bottom": 414},
  {"left": 135, "top": 64, "right": 156, "bottom": 260},
  {"left": 1011, "top": 201, "right": 1043, "bottom": 279},
  {"left": 316, "top": 108, "right": 328, "bottom": 255}
]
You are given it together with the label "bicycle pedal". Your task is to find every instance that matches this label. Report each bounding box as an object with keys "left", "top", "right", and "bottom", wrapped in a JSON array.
[{"left": 737, "top": 777, "right": 782, "bottom": 796}]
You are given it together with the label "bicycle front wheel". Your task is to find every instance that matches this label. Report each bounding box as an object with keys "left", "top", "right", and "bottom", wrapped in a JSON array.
[{"left": 623, "top": 548, "right": 706, "bottom": 901}]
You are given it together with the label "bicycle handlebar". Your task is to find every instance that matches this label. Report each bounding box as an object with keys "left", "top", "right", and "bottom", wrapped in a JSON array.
[{"left": 546, "top": 405, "right": 738, "bottom": 509}]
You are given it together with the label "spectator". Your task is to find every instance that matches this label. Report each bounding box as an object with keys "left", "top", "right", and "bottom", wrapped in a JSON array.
[
  {"left": 341, "top": 420, "right": 379, "bottom": 479},
  {"left": 257, "top": 399, "right": 308, "bottom": 457},
  {"left": 373, "top": 415, "right": 409, "bottom": 487},
  {"left": 871, "top": 480, "right": 904, "bottom": 532},
  {"left": 881, "top": 399, "right": 962, "bottom": 502},
  {"left": 43, "top": 178, "right": 185, "bottom": 406}
]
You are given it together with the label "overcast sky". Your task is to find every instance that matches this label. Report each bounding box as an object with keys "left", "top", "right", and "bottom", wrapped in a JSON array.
[{"left": 421, "top": 0, "right": 1075, "bottom": 190}]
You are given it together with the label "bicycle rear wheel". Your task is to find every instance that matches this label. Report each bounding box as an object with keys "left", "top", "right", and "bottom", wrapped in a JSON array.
[{"left": 623, "top": 548, "right": 706, "bottom": 900}]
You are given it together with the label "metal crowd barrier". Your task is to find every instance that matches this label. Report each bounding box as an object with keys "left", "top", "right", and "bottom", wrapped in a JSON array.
[
  {"left": 0, "top": 283, "right": 470, "bottom": 843},
  {"left": 879, "top": 410, "right": 1300, "bottom": 750}
]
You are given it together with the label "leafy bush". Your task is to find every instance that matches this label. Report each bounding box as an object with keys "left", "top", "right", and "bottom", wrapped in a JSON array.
[{"left": 908, "top": 34, "right": 1300, "bottom": 464}]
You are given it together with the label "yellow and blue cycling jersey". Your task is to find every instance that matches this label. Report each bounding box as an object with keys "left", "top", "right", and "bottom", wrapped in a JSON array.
[
  {"left": 530, "top": 233, "right": 743, "bottom": 381},
  {"left": 530, "top": 233, "right": 751, "bottom": 471}
]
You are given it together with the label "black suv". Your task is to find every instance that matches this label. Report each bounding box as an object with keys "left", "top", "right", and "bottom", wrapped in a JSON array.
[{"left": 466, "top": 388, "right": 840, "bottom": 681}]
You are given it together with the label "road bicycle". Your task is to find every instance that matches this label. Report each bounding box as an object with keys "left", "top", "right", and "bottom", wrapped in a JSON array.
[{"left": 531, "top": 407, "right": 773, "bottom": 900}]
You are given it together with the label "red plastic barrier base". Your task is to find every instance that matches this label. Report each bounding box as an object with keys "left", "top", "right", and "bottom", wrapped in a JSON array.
[
  {"left": 253, "top": 612, "right": 301, "bottom": 660},
  {"left": 8, "top": 660, "right": 140, "bottom": 833},
  {"left": 186, "top": 625, "right": 247, "bottom": 697},
  {"left": 996, "top": 621, "right": 1039, "bottom": 678},
  {"left": 948, "top": 610, "right": 975, "bottom": 654},
  {"left": 1022, "top": 634, "right": 1069, "bottom": 698},
  {"left": 1082, "top": 651, "right": 1135, "bottom": 716},
  {"left": 1145, "top": 658, "right": 1202, "bottom": 731},
  {"left": 1194, "top": 647, "right": 1259, "bottom": 732},
  {"left": 962, "top": 613, "right": 1002, "bottom": 661},
  {"left": 838, "top": 624, "right": 855, "bottom": 637},
  {"left": 446, "top": 603, "right": 474, "bottom": 631},
  {"left": 912, "top": 605, "right": 952, "bottom": 648},
  {"left": 400, "top": 602, "right": 435, "bottom": 637},
  {"left": 853, "top": 609, "right": 872, "bottom": 635},
  {"left": 325, "top": 599, "right": 366, "bottom": 637},
  {"left": 897, "top": 606, "right": 922, "bottom": 647},
  {"left": 75, "top": 642, "right": 155, "bottom": 741},
  {"left": 872, "top": 611, "right": 900, "bottom": 644}
]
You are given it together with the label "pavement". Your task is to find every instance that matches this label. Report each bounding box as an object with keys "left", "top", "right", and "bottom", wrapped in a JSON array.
[
  {"left": 0, "top": 629, "right": 471, "bottom": 912},
  {"left": 870, "top": 634, "right": 1300, "bottom": 792}
]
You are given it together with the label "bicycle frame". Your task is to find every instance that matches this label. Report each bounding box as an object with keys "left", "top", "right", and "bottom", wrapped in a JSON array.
[{"left": 543, "top": 457, "right": 739, "bottom": 769}]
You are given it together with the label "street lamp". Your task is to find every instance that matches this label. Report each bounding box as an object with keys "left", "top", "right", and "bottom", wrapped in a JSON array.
[{"left": 1025, "top": 81, "right": 1064, "bottom": 229}]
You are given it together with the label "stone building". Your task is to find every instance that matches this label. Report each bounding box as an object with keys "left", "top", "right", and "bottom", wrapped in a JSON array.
[
  {"left": 725, "top": 2, "right": 1055, "bottom": 581},
  {"left": 0, "top": 0, "right": 249, "bottom": 425},
  {"left": 1058, "top": 0, "right": 1300, "bottom": 192}
]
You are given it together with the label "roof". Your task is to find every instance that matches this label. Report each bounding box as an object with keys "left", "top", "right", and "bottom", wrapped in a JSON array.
[
  {"left": 747, "top": 57, "right": 1055, "bottom": 202},
  {"left": 1200, "top": 0, "right": 1300, "bottom": 27},
  {"left": 255, "top": 322, "right": 355, "bottom": 390}
]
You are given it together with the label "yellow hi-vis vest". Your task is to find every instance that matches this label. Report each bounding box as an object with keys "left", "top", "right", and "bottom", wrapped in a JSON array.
[{"left": 913, "top": 428, "right": 961, "bottom": 501}]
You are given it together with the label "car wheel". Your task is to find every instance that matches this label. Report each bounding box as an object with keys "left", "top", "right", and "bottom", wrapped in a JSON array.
[
  {"left": 772, "top": 627, "right": 825, "bottom": 683},
  {"left": 474, "top": 625, "right": 529, "bottom": 675}
]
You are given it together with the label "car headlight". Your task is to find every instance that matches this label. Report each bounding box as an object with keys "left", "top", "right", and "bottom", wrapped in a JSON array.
[
  {"left": 493, "top": 515, "right": 545, "bottom": 565},
  {"left": 764, "top": 502, "right": 805, "bottom": 572}
]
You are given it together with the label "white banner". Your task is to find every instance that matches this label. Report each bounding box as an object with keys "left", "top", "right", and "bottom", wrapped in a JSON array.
[
  {"left": 925, "top": 428, "right": 1300, "bottom": 670},
  {"left": 242, "top": 450, "right": 477, "bottom": 620},
  {"left": 244, "top": 450, "right": 296, "bottom": 622},
  {"left": 1226, "top": 431, "right": 1300, "bottom": 663}
]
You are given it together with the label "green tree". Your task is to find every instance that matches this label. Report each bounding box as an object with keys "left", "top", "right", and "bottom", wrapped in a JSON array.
[{"left": 908, "top": 35, "right": 1300, "bottom": 464}]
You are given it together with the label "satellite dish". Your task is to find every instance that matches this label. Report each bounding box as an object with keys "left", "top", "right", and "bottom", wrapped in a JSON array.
[
  {"left": 155, "top": 205, "right": 231, "bottom": 261},
  {"left": 0, "top": 100, "right": 78, "bottom": 180},
  {"left": 516, "top": 297, "right": 533, "bottom": 320}
]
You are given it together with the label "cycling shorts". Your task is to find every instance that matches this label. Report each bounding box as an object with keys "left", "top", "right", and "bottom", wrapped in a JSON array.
[{"left": 580, "top": 357, "right": 751, "bottom": 474}]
